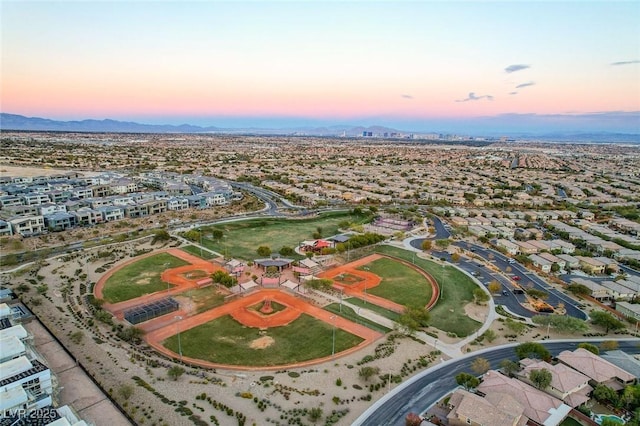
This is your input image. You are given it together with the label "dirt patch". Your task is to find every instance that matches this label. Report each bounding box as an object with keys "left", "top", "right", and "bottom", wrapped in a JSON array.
[
  {"left": 463, "top": 302, "right": 489, "bottom": 322},
  {"left": 135, "top": 278, "right": 151, "bottom": 285},
  {"left": 250, "top": 336, "right": 274, "bottom": 349}
]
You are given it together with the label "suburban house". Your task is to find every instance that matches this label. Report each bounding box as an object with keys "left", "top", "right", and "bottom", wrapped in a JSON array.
[
  {"left": 556, "top": 348, "right": 636, "bottom": 391},
  {"left": 529, "top": 254, "right": 553, "bottom": 273},
  {"left": 44, "top": 212, "right": 76, "bottom": 232},
  {"left": 71, "top": 208, "right": 103, "bottom": 226},
  {"left": 497, "top": 239, "right": 519, "bottom": 255},
  {"left": 96, "top": 206, "right": 126, "bottom": 222},
  {"left": 557, "top": 254, "right": 580, "bottom": 270},
  {"left": 513, "top": 241, "right": 539, "bottom": 254},
  {"left": 593, "top": 257, "right": 619, "bottom": 273},
  {"left": 575, "top": 256, "right": 606, "bottom": 275},
  {"left": 517, "top": 359, "right": 592, "bottom": 408},
  {"left": 8, "top": 215, "right": 46, "bottom": 236},
  {"left": 615, "top": 302, "right": 640, "bottom": 322},
  {"left": 477, "top": 370, "right": 571, "bottom": 426},
  {"left": 569, "top": 278, "right": 611, "bottom": 301},
  {"left": 600, "top": 281, "right": 636, "bottom": 301},
  {"left": 446, "top": 388, "right": 526, "bottom": 426},
  {"left": 538, "top": 252, "right": 566, "bottom": 270},
  {"left": 0, "top": 220, "right": 12, "bottom": 236},
  {"left": 167, "top": 197, "right": 189, "bottom": 211}
]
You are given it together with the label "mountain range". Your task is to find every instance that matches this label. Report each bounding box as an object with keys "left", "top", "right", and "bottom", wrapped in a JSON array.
[
  {"left": 0, "top": 113, "right": 406, "bottom": 138},
  {"left": 1, "top": 113, "right": 638, "bottom": 143}
]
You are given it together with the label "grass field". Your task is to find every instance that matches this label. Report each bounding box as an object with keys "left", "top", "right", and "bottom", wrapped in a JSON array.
[
  {"left": 195, "top": 211, "right": 370, "bottom": 260},
  {"left": 375, "top": 245, "right": 481, "bottom": 337},
  {"left": 344, "top": 297, "right": 401, "bottom": 321},
  {"left": 102, "top": 253, "right": 190, "bottom": 303},
  {"left": 163, "top": 314, "right": 364, "bottom": 366},
  {"left": 324, "top": 303, "right": 392, "bottom": 334},
  {"left": 357, "top": 257, "right": 432, "bottom": 307},
  {"left": 180, "top": 286, "right": 226, "bottom": 314},
  {"left": 180, "top": 245, "right": 219, "bottom": 260}
]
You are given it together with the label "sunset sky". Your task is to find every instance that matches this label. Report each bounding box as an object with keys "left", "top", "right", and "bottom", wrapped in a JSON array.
[{"left": 2, "top": 1, "right": 639, "bottom": 134}]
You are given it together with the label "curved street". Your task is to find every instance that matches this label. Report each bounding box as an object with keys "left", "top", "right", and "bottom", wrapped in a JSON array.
[{"left": 354, "top": 338, "right": 640, "bottom": 426}]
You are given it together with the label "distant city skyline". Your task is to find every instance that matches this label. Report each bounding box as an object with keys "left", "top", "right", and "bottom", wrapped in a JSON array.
[{"left": 2, "top": 1, "right": 639, "bottom": 134}]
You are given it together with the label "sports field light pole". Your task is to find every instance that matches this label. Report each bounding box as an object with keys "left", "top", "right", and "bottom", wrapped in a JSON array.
[
  {"left": 164, "top": 263, "right": 171, "bottom": 294},
  {"left": 175, "top": 315, "right": 183, "bottom": 361},
  {"left": 363, "top": 267, "right": 369, "bottom": 304},
  {"left": 330, "top": 315, "right": 336, "bottom": 358}
]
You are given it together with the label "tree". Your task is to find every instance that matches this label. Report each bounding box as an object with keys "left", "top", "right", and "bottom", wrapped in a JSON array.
[
  {"left": 471, "top": 357, "right": 490, "bottom": 375},
  {"left": 167, "top": 366, "right": 185, "bottom": 381},
  {"left": 499, "top": 359, "right": 520, "bottom": 377},
  {"left": 600, "top": 340, "right": 619, "bottom": 351},
  {"left": 451, "top": 253, "right": 460, "bottom": 263},
  {"left": 405, "top": 413, "right": 422, "bottom": 426},
  {"left": 515, "top": 342, "right": 551, "bottom": 361},
  {"left": 482, "top": 329, "right": 497, "bottom": 342},
  {"left": 488, "top": 281, "right": 501, "bottom": 294},
  {"left": 567, "top": 283, "right": 592, "bottom": 296},
  {"left": 435, "top": 239, "right": 450, "bottom": 249},
  {"left": 256, "top": 245, "right": 272, "bottom": 257},
  {"left": 308, "top": 407, "right": 323, "bottom": 423},
  {"left": 117, "top": 384, "right": 134, "bottom": 401},
  {"left": 473, "top": 288, "right": 489, "bottom": 304},
  {"left": 358, "top": 366, "right": 380, "bottom": 382},
  {"left": 117, "top": 326, "right": 145, "bottom": 344},
  {"left": 529, "top": 368, "right": 552, "bottom": 390},
  {"left": 577, "top": 342, "right": 600, "bottom": 355},
  {"left": 421, "top": 240, "right": 432, "bottom": 251},
  {"left": 590, "top": 310, "right": 625, "bottom": 333},
  {"left": 455, "top": 372, "right": 480, "bottom": 391},
  {"left": 593, "top": 384, "right": 619, "bottom": 406},
  {"left": 279, "top": 246, "right": 295, "bottom": 256},
  {"left": 151, "top": 229, "right": 171, "bottom": 244},
  {"left": 211, "top": 229, "right": 224, "bottom": 240},
  {"left": 397, "top": 305, "right": 430, "bottom": 334}
]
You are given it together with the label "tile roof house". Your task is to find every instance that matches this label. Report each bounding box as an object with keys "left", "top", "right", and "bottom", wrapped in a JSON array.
[
  {"left": 477, "top": 370, "right": 571, "bottom": 426},
  {"left": 518, "top": 359, "right": 592, "bottom": 408},
  {"left": 556, "top": 348, "right": 636, "bottom": 391},
  {"left": 446, "top": 388, "right": 527, "bottom": 426}
]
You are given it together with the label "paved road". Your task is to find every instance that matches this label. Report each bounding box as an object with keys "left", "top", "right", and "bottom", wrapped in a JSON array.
[
  {"left": 354, "top": 339, "right": 640, "bottom": 426},
  {"left": 452, "top": 241, "right": 588, "bottom": 320},
  {"left": 429, "top": 249, "right": 536, "bottom": 319}
]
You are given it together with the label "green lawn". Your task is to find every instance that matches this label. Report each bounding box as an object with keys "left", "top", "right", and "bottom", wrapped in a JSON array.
[
  {"left": 163, "top": 314, "right": 364, "bottom": 366},
  {"left": 192, "top": 211, "right": 370, "bottom": 260},
  {"left": 102, "top": 253, "right": 190, "bottom": 303},
  {"left": 181, "top": 286, "right": 226, "bottom": 314},
  {"left": 323, "top": 303, "right": 392, "bottom": 334},
  {"left": 180, "top": 245, "right": 219, "bottom": 260},
  {"left": 357, "top": 257, "right": 432, "bottom": 307},
  {"left": 375, "top": 245, "right": 481, "bottom": 337},
  {"left": 344, "top": 297, "right": 401, "bottom": 321}
]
